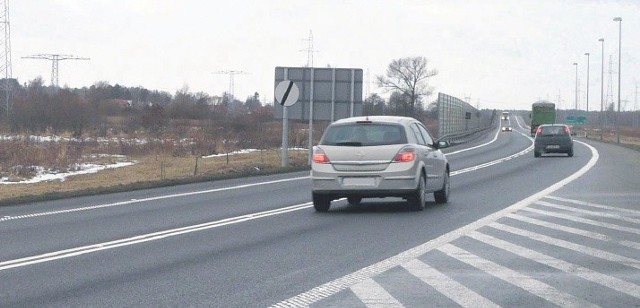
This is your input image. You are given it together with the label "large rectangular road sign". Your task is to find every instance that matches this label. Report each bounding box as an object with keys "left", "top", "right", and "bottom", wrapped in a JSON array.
[{"left": 274, "top": 67, "right": 363, "bottom": 121}]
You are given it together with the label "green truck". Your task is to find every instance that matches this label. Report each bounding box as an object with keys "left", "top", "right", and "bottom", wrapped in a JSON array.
[{"left": 530, "top": 101, "right": 556, "bottom": 136}]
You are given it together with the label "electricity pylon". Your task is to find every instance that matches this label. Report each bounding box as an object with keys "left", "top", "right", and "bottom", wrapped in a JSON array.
[
  {"left": 22, "top": 54, "right": 89, "bottom": 87},
  {"left": 0, "top": 0, "right": 11, "bottom": 118},
  {"left": 300, "top": 30, "right": 318, "bottom": 67},
  {"left": 214, "top": 70, "right": 247, "bottom": 98}
]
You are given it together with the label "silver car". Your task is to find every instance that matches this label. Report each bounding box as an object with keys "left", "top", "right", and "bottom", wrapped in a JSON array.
[{"left": 311, "top": 116, "right": 450, "bottom": 212}]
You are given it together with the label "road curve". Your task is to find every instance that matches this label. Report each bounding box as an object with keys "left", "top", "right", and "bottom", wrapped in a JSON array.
[{"left": 1, "top": 119, "right": 638, "bottom": 307}]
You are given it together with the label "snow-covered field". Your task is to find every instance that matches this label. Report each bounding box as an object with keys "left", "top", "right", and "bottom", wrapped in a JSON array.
[
  {"left": 1, "top": 134, "right": 161, "bottom": 185},
  {"left": 1, "top": 147, "right": 308, "bottom": 185},
  {"left": 0, "top": 161, "right": 136, "bottom": 185}
]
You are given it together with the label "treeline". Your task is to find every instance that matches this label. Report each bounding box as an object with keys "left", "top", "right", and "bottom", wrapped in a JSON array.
[
  {"left": 1, "top": 78, "right": 274, "bottom": 145},
  {"left": 0, "top": 77, "right": 444, "bottom": 152}
]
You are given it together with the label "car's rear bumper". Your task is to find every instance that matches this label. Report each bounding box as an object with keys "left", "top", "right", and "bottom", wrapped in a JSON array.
[
  {"left": 534, "top": 143, "right": 573, "bottom": 153},
  {"left": 312, "top": 176, "right": 417, "bottom": 196},
  {"left": 311, "top": 163, "right": 419, "bottom": 198}
]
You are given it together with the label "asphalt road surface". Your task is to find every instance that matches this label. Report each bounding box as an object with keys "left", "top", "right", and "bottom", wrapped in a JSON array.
[{"left": 1, "top": 116, "right": 638, "bottom": 307}]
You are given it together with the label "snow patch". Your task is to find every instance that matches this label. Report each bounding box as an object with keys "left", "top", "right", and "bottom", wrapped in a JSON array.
[{"left": 0, "top": 161, "right": 136, "bottom": 185}]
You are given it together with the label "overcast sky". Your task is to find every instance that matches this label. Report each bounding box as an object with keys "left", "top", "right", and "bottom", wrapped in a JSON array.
[{"left": 11, "top": 0, "right": 640, "bottom": 111}]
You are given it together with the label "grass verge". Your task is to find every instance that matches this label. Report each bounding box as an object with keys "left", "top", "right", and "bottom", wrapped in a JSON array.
[{"left": 0, "top": 149, "right": 309, "bottom": 207}]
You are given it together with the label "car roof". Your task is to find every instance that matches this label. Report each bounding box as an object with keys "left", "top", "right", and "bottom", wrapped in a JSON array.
[{"left": 332, "top": 116, "right": 416, "bottom": 125}]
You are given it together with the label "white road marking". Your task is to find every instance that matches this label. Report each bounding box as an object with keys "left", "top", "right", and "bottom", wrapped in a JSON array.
[
  {"left": 451, "top": 141, "right": 533, "bottom": 176},
  {"left": 619, "top": 241, "right": 640, "bottom": 250},
  {"left": 507, "top": 213, "right": 610, "bottom": 241},
  {"left": 521, "top": 206, "right": 640, "bottom": 235},
  {"left": 546, "top": 195, "right": 640, "bottom": 215},
  {"left": 514, "top": 115, "right": 528, "bottom": 131},
  {"left": 272, "top": 141, "right": 599, "bottom": 307},
  {"left": 1, "top": 127, "right": 532, "bottom": 223},
  {"left": 467, "top": 231, "right": 640, "bottom": 300},
  {"left": 446, "top": 124, "right": 501, "bottom": 156},
  {"left": 0, "top": 135, "right": 542, "bottom": 272},
  {"left": 488, "top": 222, "right": 640, "bottom": 270},
  {"left": 438, "top": 243, "right": 599, "bottom": 308},
  {"left": 350, "top": 278, "right": 404, "bottom": 308},
  {"left": 0, "top": 176, "right": 309, "bottom": 223},
  {"left": 509, "top": 210, "right": 640, "bottom": 250},
  {"left": 402, "top": 259, "right": 499, "bottom": 308},
  {"left": 536, "top": 200, "right": 640, "bottom": 224},
  {"left": 1, "top": 132, "right": 600, "bottom": 303},
  {"left": 0, "top": 202, "right": 312, "bottom": 271}
]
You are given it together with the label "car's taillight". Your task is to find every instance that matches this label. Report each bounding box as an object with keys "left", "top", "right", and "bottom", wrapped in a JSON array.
[
  {"left": 563, "top": 126, "right": 570, "bottom": 135},
  {"left": 393, "top": 147, "right": 416, "bottom": 162},
  {"left": 535, "top": 126, "right": 543, "bottom": 137},
  {"left": 312, "top": 147, "right": 330, "bottom": 164}
]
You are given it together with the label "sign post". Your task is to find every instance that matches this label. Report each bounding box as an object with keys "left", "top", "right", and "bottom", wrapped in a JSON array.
[
  {"left": 273, "top": 66, "right": 363, "bottom": 164},
  {"left": 275, "top": 74, "right": 300, "bottom": 167}
]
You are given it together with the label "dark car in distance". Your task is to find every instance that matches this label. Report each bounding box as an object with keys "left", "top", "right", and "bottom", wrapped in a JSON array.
[{"left": 534, "top": 124, "right": 574, "bottom": 157}]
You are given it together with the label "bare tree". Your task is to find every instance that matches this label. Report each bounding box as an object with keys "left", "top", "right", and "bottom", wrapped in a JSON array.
[
  {"left": 377, "top": 56, "right": 437, "bottom": 116},
  {"left": 364, "top": 93, "right": 386, "bottom": 115}
]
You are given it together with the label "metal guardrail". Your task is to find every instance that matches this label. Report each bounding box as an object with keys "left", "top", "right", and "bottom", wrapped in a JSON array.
[
  {"left": 437, "top": 124, "right": 495, "bottom": 144},
  {"left": 435, "top": 92, "right": 497, "bottom": 144},
  {"left": 436, "top": 93, "right": 496, "bottom": 143}
]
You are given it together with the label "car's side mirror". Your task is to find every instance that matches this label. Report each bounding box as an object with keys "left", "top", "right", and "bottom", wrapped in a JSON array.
[{"left": 437, "top": 140, "right": 450, "bottom": 149}]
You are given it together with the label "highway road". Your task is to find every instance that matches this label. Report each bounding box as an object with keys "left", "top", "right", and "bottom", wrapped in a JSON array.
[{"left": 1, "top": 116, "right": 639, "bottom": 307}]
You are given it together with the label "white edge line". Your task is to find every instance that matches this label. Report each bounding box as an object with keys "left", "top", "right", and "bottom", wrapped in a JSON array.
[
  {"left": 0, "top": 121, "right": 537, "bottom": 269},
  {"left": 451, "top": 132, "right": 533, "bottom": 176},
  {"left": 0, "top": 176, "right": 310, "bottom": 223},
  {"left": 0, "top": 202, "right": 313, "bottom": 271},
  {"left": 446, "top": 123, "right": 501, "bottom": 156},
  {"left": 2, "top": 125, "right": 520, "bottom": 224},
  {"left": 272, "top": 140, "right": 599, "bottom": 307},
  {"left": 0, "top": 120, "right": 576, "bottom": 272}
]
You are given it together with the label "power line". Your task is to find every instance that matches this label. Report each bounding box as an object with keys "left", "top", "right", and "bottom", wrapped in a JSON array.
[
  {"left": 214, "top": 70, "right": 248, "bottom": 98},
  {"left": 557, "top": 91, "right": 563, "bottom": 110},
  {"left": 605, "top": 55, "right": 617, "bottom": 110},
  {"left": 0, "top": 0, "right": 11, "bottom": 118},
  {"left": 634, "top": 82, "right": 638, "bottom": 128},
  {"left": 365, "top": 68, "right": 370, "bottom": 99},
  {"left": 300, "top": 30, "right": 318, "bottom": 67},
  {"left": 22, "top": 54, "right": 89, "bottom": 87}
]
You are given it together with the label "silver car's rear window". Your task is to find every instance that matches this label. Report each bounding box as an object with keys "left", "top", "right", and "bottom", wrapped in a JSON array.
[{"left": 320, "top": 123, "right": 407, "bottom": 146}]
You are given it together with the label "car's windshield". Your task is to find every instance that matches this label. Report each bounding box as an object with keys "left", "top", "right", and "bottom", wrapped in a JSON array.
[{"left": 320, "top": 123, "right": 407, "bottom": 146}]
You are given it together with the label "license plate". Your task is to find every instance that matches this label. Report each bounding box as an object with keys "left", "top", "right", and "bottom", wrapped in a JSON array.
[
  {"left": 547, "top": 145, "right": 560, "bottom": 149},
  {"left": 342, "top": 177, "right": 376, "bottom": 187}
]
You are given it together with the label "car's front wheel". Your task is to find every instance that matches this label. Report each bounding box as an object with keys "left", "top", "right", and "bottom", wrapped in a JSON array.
[
  {"left": 313, "top": 193, "right": 331, "bottom": 212},
  {"left": 408, "top": 174, "right": 426, "bottom": 211},
  {"left": 434, "top": 171, "right": 449, "bottom": 204}
]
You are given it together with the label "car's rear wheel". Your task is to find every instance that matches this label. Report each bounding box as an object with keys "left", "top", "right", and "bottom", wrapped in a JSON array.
[
  {"left": 434, "top": 171, "right": 449, "bottom": 204},
  {"left": 313, "top": 193, "right": 331, "bottom": 212},
  {"left": 568, "top": 148, "right": 574, "bottom": 157},
  {"left": 534, "top": 150, "right": 541, "bottom": 158},
  {"left": 347, "top": 196, "right": 362, "bottom": 205},
  {"left": 408, "top": 174, "right": 426, "bottom": 211}
]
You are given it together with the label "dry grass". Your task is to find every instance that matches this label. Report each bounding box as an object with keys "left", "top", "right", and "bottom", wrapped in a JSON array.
[
  {"left": 0, "top": 149, "right": 308, "bottom": 205},
  {"left": 576, "top": 126, "right": 640, "bottom": 150},
  {"left": 3, "top": 125, "right": 638, "bottom": 206}
]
